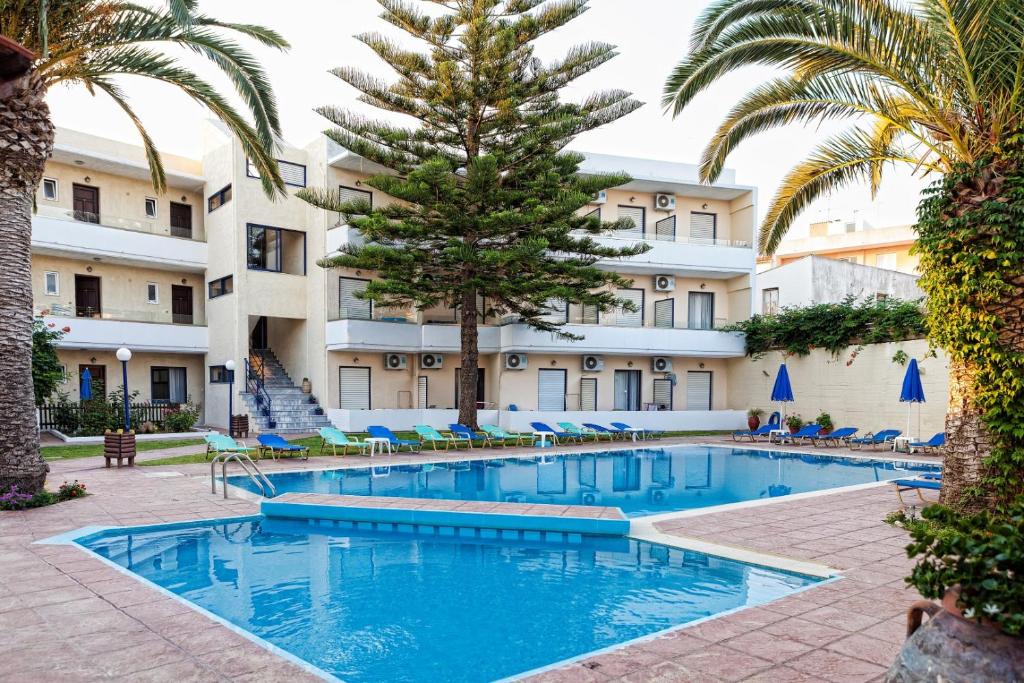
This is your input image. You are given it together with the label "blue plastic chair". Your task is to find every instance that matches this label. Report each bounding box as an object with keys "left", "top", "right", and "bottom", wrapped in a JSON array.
[
  {"left": 909, "top": 433, "right": 945, "bottom": 452},
  {"left": 850, "top": 429, "right": 902, "bottom": 450},
  {"left": 529, "top": 421, "right": 580, "bottom": 445},
  {"left": 611, "top": 422, "right": 664, "bottom": 440},
  {"left": 582, "top": 423, "right": 627, "bottom": 440},
  {"left": 813, "top": 427, "right": 859, "bottom": 447},
  {"left": 256, "top": 434, "right": 309, "bottom": 461},
  {"left": 892, "top": 477, "right": 942, "bottom": 508},
  {"left": 732, "top": 424, "right": 776, "bottom": 442},
  {"left": 776, "top": 424, "right": 822, "bottom": 445},
  {"left": 448, "top": 424, "right": 490, "bottom": 448},
  {"left": 366, "top": 425, "right": 422, "bottom": 452}
]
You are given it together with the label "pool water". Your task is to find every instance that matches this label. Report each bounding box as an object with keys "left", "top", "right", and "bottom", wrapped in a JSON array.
[
  {"left": 78, "top": 518, "right": 821, "bottom": 682},
  {"left": 231, "top": 445, "right": 939, "bottom": 517}
]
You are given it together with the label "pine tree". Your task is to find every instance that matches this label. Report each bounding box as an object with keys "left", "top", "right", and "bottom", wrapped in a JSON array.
[{"left": 300, "top": 0, "right": 648, "bottom": 428}]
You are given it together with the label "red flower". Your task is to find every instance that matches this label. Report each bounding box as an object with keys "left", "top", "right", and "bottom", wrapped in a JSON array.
[
  {"left": 47, "top": 322, "right": 56, "bottom": 328},
  {"left": 61, "top": 326, "right": 71, "bottom": 333}
]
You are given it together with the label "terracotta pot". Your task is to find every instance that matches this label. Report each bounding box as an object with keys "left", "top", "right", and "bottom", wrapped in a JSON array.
[
  {"left": 820, "top": 427, "right": 832, "bottom": 435},
  {"left": 886, "top": 588, "right": 1024, "bottom": 682},
  {"left": 747, "top": 416, "right": 760, "bottom": 430}
]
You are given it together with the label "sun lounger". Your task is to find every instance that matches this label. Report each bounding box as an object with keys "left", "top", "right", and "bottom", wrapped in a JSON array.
[
  {"left": 558, "top": 422, "right": 601, "bottom": 441},
  {"left": 414, "top": 425, "right": 470, "bottom": 451},
  {"left": 449, "top": 424, "right": 491, "bottom": 448},
  {"left": 892, "top": 477, "right": 942, "bottom": 508},
  {"left": 529, "top": 421, "right": 581, "bottom": 445},
  {"left": 909, "top": 433, "right": 945, "bottom": 452},
  {"left": 582, "top": 423, "right": 626, "bottom": 440},
  {"left": 732, "top": 424, "right": 776, "bottom": 442},
  {"left": 480, "top": 425, "right": 530, "bottom": 447},
  {"left": 771, "top": 424, "right": 821, "bottom": 444},
  {"left": 850, "top": 429, "right": 901, "bottom": 450},
  {"left": 204, "top": 433, "right": 255, "bottom": 460},
  {"left": 318, "top": 427, "right": 371, "bottom": 456},
  {"left": 367, "top": 425, "right": 422, "bottom": 452},
  {"left": 812, "top": 427, "right": 858, "bottom": 447},
  {"left": 256, "top": 434, "right": 309, "bottom": 461},
  {"left": 611, "top": 422, "right": 664, "bottom": 440}
]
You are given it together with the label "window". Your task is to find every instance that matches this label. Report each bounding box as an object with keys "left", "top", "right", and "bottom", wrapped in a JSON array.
[
  {"left": 653, "top": 298, "right": 674, "bottom": 329},
  {"left": 615, "top": 288, "right": 644, "bottom": 327},
  {"left": 537, "top": 369, "right": 567, "bottom": 411},
  {"left": 208, "top": 275, "right": 233, "bottom": 298},
  {"left": 43, "top": 271, "right": 59, "bottom": 296},
  {"left": 763, "top": 287, "right": 780, "bottom": 315},
  {"left": 247, "top": 224, "right": 306, "bottom": 274},
  {"left": 690, "top": 212, "right": 717, "bottom": 242},
  {"left": 58, "top": 364, "right": 68, "bottom": 383},
  {"left": 875, "top": 252, "right": 898, "bottom": 270},
  {"left": 542, "top": 298, "right": 568, "bottom": 324},
  {"left": 144, "top": 197, "right": 158, "bottom": 218},
  {"left": 417, "top": 376, "right": 429, "bottom": 409},
  {"left": 579, "top": 303, "right": 599, "bottom": 325},
  {"left": 207, "top": 185, "right": 231, "bottom": 212},
  {"left": 617, "top": 205, "right": 645, "bottom": 235},
  {"left": 655, "top": 215, "right": 676, "bottom": 240},
  {"left": 151, "top": 367, "right": 187, "bottom": 404},
  {"left": 687, "top": 292, "right": 715, "bottom": 330},
  {"left": 583, "top": 207, "right": 600, "bottom": 220},
  {"left": 686, "top": 371, "right": 713, "bottom": 410},
  {"left": 209, "top": 365, "right": 232, "bottom": 383},
  {"left": 146, "top": 282, "right": 159, "bottom": 304},
  {"left": 653, "top": 378, "right": 673, "bottom": 410},
  {"left": 247, "top": 158, "right": 307, "bottom": 188},
  {"left": 339, "top": 185, "right": 373, "bottom": 211},
  {"left": 580, "top": 377, "right": 597, "bottom": 411},
  {"left": 339, "top": 366, "right": 371, "bottom": 410},
  {"left": 42, "top": 178, "right": 58, "bottom": 201},
  {"left": 339, "top": 277, "right": 372, "bottom": 319},
  {"left": 614, "top": 369, "right": 642, "bottom": 410}
]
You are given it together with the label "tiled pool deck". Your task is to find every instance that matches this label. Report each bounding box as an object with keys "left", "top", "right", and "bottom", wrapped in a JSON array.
[{"left": 1, "top": 436, "right": 941, "bottom": 682}]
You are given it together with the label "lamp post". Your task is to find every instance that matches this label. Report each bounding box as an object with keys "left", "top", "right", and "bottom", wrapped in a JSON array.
[
  {"left": 225, "top": 359, "right": 236, "bottom": 434},
  {"left": 115, "top": 347, "right": 132, "bottom": 431}
]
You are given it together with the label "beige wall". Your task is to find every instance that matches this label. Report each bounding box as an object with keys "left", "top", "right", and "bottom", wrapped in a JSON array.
[
  {"left": 600, "top": 189, "right": 738, "bottom": 241},
  {"left": 779, "top": 245, "right": 918, "bottom": 273},
  {"left": 726, "top": 339, "right": 948, "bottom": 436},
  {"left": 37, "top": 161, "right": 205, "bottom": 240},
  {"left": 55, "top": 350, "right": 205, "bottom": 407},
  {"left": 32, "top": 254, "right": 206, "bottom": 324}
]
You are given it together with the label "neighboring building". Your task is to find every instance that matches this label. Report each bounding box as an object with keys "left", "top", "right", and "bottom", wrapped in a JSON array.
[
  {"left": 758, "top": 218, "right": 918, "bottom": 274},
  {"left": 757, "top": 255, "right": 924, "bottom": 315},
  {"left": 32, "top": 125, "right": 758, "bottom": 433}
]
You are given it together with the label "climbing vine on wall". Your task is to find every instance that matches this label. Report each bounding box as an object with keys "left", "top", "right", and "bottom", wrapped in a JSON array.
[
  {"left": 915, "top": 136, "right": 1024, "bottom": 507},
  {"left": 722, "top": 297, "right": 926, "bottom": 360}
]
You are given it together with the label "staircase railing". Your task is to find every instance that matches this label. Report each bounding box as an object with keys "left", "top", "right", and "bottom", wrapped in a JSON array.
[{"left": 245, "top": 349, "right": 274, "bottom": 425}]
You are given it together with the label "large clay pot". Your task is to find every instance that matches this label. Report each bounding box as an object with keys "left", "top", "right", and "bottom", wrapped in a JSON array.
[
  {"left": 747, "top": 415, "right": 760, "bottom": 430},
  {"left": 886, "top": 594, "right": 1024, "bottom": 682}
]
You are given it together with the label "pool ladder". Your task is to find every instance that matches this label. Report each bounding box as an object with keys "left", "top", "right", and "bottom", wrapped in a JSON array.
[{"left": 210, "top": 452, "right": 276, "bottom": 499}]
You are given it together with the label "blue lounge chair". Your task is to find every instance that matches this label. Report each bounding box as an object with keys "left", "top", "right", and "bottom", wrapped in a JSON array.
[
  {"left": 367, "top": 425, "right": 422, "bottom": 452},
  {"left": 813, "top": 427, "right": 859, "bottom": 448},
  {"left": 611, "top": 422, "right": 664, "bottom": 440},
  {"left": 256, "top": 434, "right": 309, "bottom": 461},
  {"left": 414, "top": 425, "right": 470, "bottom": 451},
  {"left": 732, "top": 424, "right": 776, "bottom": 442},
  {"left": 892, "top": 477, "right": 942, "bottom": 508},
  {"left": 481, "top": 424, "right": 530, "bottom": 447},
  {"left": 775, "top": 424, "right": 821, "bottom": 444},
  {"left": 558, "top": 422, "right": 602, "bottom": 442},
  {"left": 909, "top": 433, "right": 945, "bottom": 453},
  {"left": 449, "top": 424, "right": 490, "bottom": 448},
  {"left": 529, "top": 421, "right": 581, "bottom": 445},
  {"left": 582, "top": 423, "right": 626, "bottom": 440},
  {"left": 318, "top": 427, "right": 371, "bottom": 456},
  {"left": 850, "top": 429, "right": 901, "bottom": 450}
]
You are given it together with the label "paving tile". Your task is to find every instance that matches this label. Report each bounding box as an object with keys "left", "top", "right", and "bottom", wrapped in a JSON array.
[
  {"left": 800, "top": 605, "right": 885, "bottom": 632},
  {"left": 668, "top": 643, "right": 773, "bottom": 682},
  {"left": 787, "top": 649, "right": 888, "bottom": 683},
  {"left": 633, "top": 631, "right": 710, "bottom": 658},
  {"left": 826, "top": 633, "right": 904, "bottom": 668},
  {"left": 578, "top": 646, "right": 665, "bottom": 677},
  {"left": 615, "top": 659, "right": 719, "bottom": 683},
  {"left": 762, "top": 617, "right": 850, "bottom": 648},
  {"left": 722, "top": 629, "right": 817, "bottom": 664}
]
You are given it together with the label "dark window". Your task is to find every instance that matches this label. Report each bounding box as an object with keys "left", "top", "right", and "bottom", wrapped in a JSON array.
[
  {"left": 207, "top": 185, "right": 231, "bottom": 212},
  {"left": 170, "top": 202, "right": 192, "bottom": 238},
  {"left": 72, "top": 184, "right": 100, "bottom": 223},
  {"left": 247, "top": 224, "right": 306, "bottom": 275},
  {"left": 75, "top": 275, "right": 101, "bottom": 317},
  {"left": 208, "top": 275, "right": 233, "bottom": 298},
  {"left": 209, "top": 365, "right": 232, "bottom": 383},
  {"left": 151, "top": 367, "right": 187, "bottom": 404},
  {"left": 247, "top": 158, "right": 307, "bottom": 187}
]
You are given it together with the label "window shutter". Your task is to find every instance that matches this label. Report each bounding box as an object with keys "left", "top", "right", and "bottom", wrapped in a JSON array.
[
  {"left": 616, "top": 289, "right": 644, "bottom": 327},
  {"left": 685, "top": 371, "right": 712, "bottom": 410},
  {"left": 417, "top": 376, "right": 428, "bottom": 409},
  {"left": 654, "top": 299, "right": 674, "bottom": 329},
  {"left": 537, "top": 369, "right": 566, "bottom": 411},
  {"left": 339, "top": 367, "right": 370, "bottom": 409},
  {"left": 689, "top": 212, "right": 717, "bottom": 242},
  {"left": 580, "top": 304, "right": 599, "bottom": 325},
  {"left": 580, "top": 377, "right": 597, "bottom": 411},
  {"left": 618, "top": 206, "right": 645, "bottom": 235},
  {"left": 339, "top": 277, "right": 372, "bottom": 320},
  {"left": 655, "top": 215, "right": 676, "bottom": 240},
  {"left": 339, "top": 185, "right": 372, "bottom": 210},
  {"left": 653, "top": 378, "right": 673, "bottom": 410},
  {"left": 542, "top": 298, "right": 568, "bottom": 324}
]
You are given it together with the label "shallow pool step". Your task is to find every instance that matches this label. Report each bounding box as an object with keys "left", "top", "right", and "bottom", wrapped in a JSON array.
[{"left": 261, "top": 493, "right": 630, "bottom": 537}]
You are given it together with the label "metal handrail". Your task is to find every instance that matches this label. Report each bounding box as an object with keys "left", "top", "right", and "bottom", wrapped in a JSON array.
[
  {"left": 245, "top": 352, "right": 274, "bottom": 422},
  {"left": 210, "top": 451, "right": 276, "bottom": 499}
]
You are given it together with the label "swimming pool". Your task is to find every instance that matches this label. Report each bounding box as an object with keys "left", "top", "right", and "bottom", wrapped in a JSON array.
[
  {"left": 77, "top": 517, "right": 822, "bottom": 682},
  {"left": 230, "top": 445, "right": 939, "bottom": 517}
]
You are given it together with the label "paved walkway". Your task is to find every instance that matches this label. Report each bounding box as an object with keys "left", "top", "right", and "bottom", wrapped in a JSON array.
[{"left": 3, "top": 436, "right": 936, "bottom": 681}]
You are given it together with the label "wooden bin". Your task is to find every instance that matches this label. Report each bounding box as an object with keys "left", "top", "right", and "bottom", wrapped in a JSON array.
[
  {"left": 230, "top": 415, "right": 249, "bottom": 438},
  {"left": 103, "top": 430, "right": 136, "bottom": 468}
]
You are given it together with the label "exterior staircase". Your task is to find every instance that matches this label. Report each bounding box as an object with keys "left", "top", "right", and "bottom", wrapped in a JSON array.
[{"left": 240, "top": 349, "right": 332, "bottom": 434}]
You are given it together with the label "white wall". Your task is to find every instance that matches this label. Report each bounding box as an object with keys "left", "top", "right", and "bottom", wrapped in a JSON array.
[{"left": 757, "top": 255, "right": 923, "bottom": 313}]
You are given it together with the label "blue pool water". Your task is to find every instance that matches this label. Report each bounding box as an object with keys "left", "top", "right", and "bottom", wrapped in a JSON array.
[
  {"left": 231, "top": 445, "right": 939, "bottom": 517},
  {"left": 78, "top": 517, "right": 821, "bottom": 682}
]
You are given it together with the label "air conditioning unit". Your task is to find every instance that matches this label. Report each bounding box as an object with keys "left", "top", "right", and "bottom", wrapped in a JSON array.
[
  {"left": 580, "top": 490, "right": 602, "bottom": 506},
  {"left": 419, "top": 353, "right": 443, "bottom": 370},
  {"left": 653, "top": 274, "right": 676, "bottom": 292},
  {"left": 652, "top": 357, "right": 673, "bottom": 373},
  {"left": 582, "top": 355, "right": 604, "bottom": 372},
  {"left": 384, "top": 353, "right": 408, "bottom": 370},
  {"left": 590, "top": 190, "right": 607, "bottom": 205},
  {"left": 654, "top": 193, "right": 676, "bottom": 211},
  {"left": 504, "top": 353, "right": 528, "bottom": 370}
]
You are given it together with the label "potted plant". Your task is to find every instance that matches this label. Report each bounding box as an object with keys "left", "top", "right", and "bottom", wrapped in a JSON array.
[
  {"left": 747, "top": 408, "right": 764, "bottom": 431},
  {"left": 815, "top": 411, "right": 834, "bottom": 434},
  {"left": 784, "top": 414, "right": 803, "bottom": 434},
  {"left": 887, "top": 502, "right": 1023, "bottom": 680}
]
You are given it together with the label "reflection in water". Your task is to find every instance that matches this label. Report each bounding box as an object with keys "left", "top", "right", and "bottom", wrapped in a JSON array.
[{"left": 231, "top": 446, "right": 940, "bottom": 517}]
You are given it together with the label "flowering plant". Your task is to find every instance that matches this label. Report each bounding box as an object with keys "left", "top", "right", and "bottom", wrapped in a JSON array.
[{"left": 58, "top": 481, "right": 87, "bottom": 499}]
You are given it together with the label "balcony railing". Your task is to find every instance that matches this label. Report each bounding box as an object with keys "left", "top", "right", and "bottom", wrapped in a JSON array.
[
  {"left": 34, "top": 205, "right": 200, "bottom": 241},
  {"left": 598, "top": 230, "right": 751, "bottom": 248},
  {"left": 37, "top": 304, "right": 206, "bottom": 326}
]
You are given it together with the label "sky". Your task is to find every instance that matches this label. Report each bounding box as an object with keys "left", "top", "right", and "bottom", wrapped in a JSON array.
[{"left": 45, "top": 0, "right": 929, "bottom": 239}]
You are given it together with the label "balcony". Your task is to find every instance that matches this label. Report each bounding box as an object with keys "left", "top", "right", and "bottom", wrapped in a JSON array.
[
  {"left": 590, "top": 232, "right": 754, "bottom": 277},
  {"left": 31, "top": 205, "right": 207, "bottom": 272},
  {"left": 39, "top": 305, "right": 208, "bottom": 353},
  {"left": 325, "top": 315, "right": 500, "bottom": 353}
]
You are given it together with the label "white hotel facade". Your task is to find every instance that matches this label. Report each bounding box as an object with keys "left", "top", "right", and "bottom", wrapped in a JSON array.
[{"left": 32, "top": 124, "right": 757, "bottom": 434}]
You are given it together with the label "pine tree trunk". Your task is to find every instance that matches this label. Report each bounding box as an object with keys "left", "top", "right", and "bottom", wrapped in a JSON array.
[
  {"left": 939, "top": 359, "right": 996, "bottom": 512},
  {"left": 458, "top": 289, "right": 480, "bottom": 430},
  {"left": 0, "top": 72, "right": 54, "bottom": 494}
]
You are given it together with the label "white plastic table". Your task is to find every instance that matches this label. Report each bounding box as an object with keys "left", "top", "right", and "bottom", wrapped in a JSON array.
[
  {"left": 533, "top": 431, "right": 555, "bottom": 447},
  {"left": 365, "top": 437, "right": 392, "bottom": 457},
  {"left": 893, "top": 436, "right": 916, "bottom": 453},
  {"left": 768, "top": 428, "right": 788, "bottom": 444}
]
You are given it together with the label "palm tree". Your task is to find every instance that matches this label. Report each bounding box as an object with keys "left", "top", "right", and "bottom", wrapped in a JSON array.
[
  {"left": 0, "top": 0, "right": 288, "bottom": 494},
  {"left": 664, "top": 0, "right": 1024, "bottom": 511}
]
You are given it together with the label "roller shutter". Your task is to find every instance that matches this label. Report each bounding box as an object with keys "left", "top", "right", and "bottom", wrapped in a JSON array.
[
  {"left": 685, "top": 371, "right": 712, "bottom": 411},
  {"left": 538, "top": 369, "right": 567, "bottom": 411},
  {"left": 339, "top": 367, "right": 370, "bottom": 409}
]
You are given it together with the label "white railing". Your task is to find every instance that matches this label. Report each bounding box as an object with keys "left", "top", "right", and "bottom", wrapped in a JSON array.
[
  {"left": 34, "top": 205, "right": 199, "bottom": 241},
  {"left": 36, "top": 305, "right": 206, "bottom": 326}
]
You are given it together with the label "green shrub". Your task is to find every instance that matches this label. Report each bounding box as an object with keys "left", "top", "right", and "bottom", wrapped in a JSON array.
[
  {"left": 164, "top": 398, "right": 201, "bottom": 433},
  {"left": 785, "top": 414, "right": 804, "bottom": 431},
  {"left": 815, "top": 411, "right": 834, "bottom": 431}
]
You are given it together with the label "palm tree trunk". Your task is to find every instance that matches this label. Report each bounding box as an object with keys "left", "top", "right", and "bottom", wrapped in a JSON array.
[
  {"left": 939, "top": 359, "right": 996, "bottom": 512},
  {"left": 458, "top": 288, "right": 480, "bottom": 430},
  {"left": 0, "top": 72, "right": 54, "bottom": 494}
]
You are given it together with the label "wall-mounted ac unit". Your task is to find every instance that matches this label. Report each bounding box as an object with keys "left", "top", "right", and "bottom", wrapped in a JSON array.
[
  {"left": 582, "top": 355, "right": 604, "bottom": 372},
  {"left": 591, "top": 190, "right": 607, "bottom": 205},
  {"left": 504, "top": 353, "right": 528, "bottom": 370},
  {"left": 654, "top": 193, "right": 676, "bottom": 211},
  {"left": 652, "top": 357, "right": 673, "bottom": 373},
  {"left": 653, "top": 274, "right": 676, "bottom": 292},
  {"left": 420, "top": 353, "right": 443, "bottom": 370},
  {"left": 384, "top": 353, "right": 408, "bottom": 370}
]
